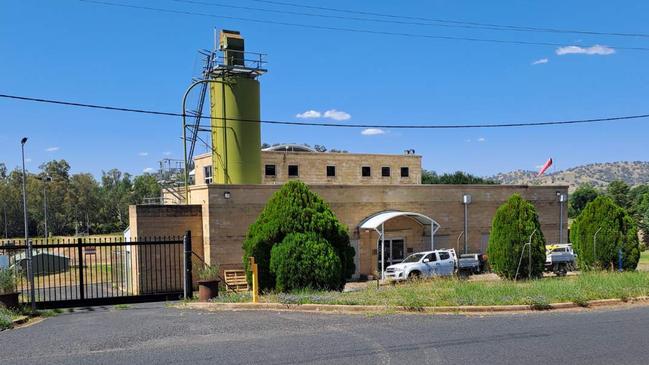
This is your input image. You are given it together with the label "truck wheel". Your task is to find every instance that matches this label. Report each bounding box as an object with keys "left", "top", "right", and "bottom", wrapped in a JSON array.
[{"left": 408, "top": 271, "right": 420, "bottom": 279}]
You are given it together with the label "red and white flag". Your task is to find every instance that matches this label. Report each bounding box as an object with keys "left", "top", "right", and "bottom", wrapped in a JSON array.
[{"left": 537, "top": 158, "right": 553, "bottom": 176}]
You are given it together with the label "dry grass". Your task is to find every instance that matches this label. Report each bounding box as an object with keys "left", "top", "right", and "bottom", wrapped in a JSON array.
[{"left": 213, "top": 271, "right": 649, "bottom": 309}]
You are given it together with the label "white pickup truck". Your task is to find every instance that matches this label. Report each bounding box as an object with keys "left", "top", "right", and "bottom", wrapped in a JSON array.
[
  {"left": 545, "top": 244, "right": 577, "bottom": 276},
  {"left": 384, "top": 249, "right": 457, "bottom": 281}
]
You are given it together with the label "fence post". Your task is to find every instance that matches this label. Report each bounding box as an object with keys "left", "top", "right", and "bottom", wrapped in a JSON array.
[
  {"left": 77, "top": 237, "right": 84, "bottom": 301},
  {"left": 183, "top": 231, "right": 192, "bottom": 299},
  {"left": 248, "top": 256, "right": 259, "bottom": 303}
]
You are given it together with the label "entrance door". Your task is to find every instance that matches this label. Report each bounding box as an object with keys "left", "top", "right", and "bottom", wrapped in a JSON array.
[{"left": 377, "top": 239, "right": 405, "bottom": 271}]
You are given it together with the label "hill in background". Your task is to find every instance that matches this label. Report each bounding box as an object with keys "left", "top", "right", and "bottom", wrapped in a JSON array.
[{"left": 490, "top": 161, "right": 649, "bottom": 191}]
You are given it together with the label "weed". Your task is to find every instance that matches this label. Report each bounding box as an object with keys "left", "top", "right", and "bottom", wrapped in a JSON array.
[{"left": 113, "top": 304, "right": 130, "bottom": 310}]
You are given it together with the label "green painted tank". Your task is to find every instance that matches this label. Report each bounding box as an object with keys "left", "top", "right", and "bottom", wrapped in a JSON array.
[{"left": 210, "top": 76, "right": 261, "bottom": 184}]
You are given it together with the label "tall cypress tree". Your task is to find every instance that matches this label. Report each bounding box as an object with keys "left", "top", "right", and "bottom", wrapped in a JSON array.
[
  {"left": 487, "top": 194, "right": 546, "bottom": 279},
  {"left": 570, "top": 196, "right": 640, "bottom": 270}
]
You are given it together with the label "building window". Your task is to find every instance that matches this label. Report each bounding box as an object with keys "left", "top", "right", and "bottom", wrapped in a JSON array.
[
  {"left": 265, "top": 164, "right": 276, "bottom": 177},
  {"left": 203, "top": 165, "right": 213, "bottom": 184},
  {"left": 400, "top": 167, "right": 409, "bottom": 177},
  {"left": 381, "top": 166, "right": 391, "bottom": 177},
  {"left": 326, "top": 165, "right": 336, "bottom": 177},
  {"left": 288, "top": 165, "right": 299, "bottom": 177},
  {"left": 361, "top": 166, "right": 371, "bottom": 177}
]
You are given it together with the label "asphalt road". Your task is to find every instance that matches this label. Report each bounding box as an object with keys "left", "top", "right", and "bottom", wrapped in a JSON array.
[{"left": 2, "top": 303, "right": 649, "bottom": 365}]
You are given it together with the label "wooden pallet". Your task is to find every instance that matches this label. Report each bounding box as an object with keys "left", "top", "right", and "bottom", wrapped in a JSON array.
[{"left": 224, "top": 269, "right": 249, "bottom": 292}]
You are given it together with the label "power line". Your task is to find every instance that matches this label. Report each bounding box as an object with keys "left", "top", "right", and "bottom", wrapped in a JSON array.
[
  {"left": 2, "top": 92, "right": 649, "bottom": 129},
  {"left": 247, "top": 0, "right": 649, "bottom": 39},
  {"left": 79, "top": 0, "right": 649, "bottom": 52},
  {"left": 176, "top": 0, "right": 649, "bottom": 39}
]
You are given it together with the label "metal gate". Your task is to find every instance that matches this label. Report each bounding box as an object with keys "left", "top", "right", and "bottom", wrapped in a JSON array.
[{"left": 0, "top": 236, "right": 185, "bottom": 308}]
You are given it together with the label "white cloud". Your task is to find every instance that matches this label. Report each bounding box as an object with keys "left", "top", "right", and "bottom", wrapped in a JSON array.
[
  {"left": 296, "top": 110, "right": 321, "bottom": 119},
  {"left": 163, "top": 151, "right": 172, "bottom": 156},
  {"left": 143, "top": 167, "right": 155, "bottom": 174},
  {"left": 532, "top": 58, "right": 548, "bottom": 65},
  {"left": 45, "top": 146, "right": 60, "bottom": 152},
  {"left": 555, "top": 44, "right": 615, "bottom": 56},
  {"left": 464, "top": 138, "right": 471, "bottom": 143},
  {"left": 138, "top": 152, "right": 149, "bottom": 157},
  {"left": 25, "top": 158, "right": 32, "bottom": 163},
  {"left": 477, "top": 137, "right": 486, "bottom": 142},
  {"left": 323, "top": 109, "right": 351, "bottom": 121},
  {"left": 361, "top": 128, "right": 385, "bottom": 136}
]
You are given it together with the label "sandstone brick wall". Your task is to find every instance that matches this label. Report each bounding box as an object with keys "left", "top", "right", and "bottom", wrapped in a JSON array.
[
  {"left": 128, "top": 205, "right": 204, "bottom": 293},
  {"left": 191, "top": 151, "right": 422, "bottom": 186},
  {"left": 193, "top": 184, "right": 569, "bottom": 277}
]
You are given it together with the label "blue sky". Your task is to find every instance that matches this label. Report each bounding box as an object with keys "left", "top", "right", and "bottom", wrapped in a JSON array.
[{"left": 1, "top": 1, "right": 649, "bottom": 178}]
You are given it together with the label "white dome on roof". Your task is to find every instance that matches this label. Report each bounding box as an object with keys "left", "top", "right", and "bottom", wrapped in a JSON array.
[{"left": 262, "top": 144, "right": 317, "bottom": 152}]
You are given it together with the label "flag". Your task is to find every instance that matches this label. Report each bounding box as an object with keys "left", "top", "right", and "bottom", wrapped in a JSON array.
[{"left": 537, "top": 158, "right": 553, "bottom": 176}]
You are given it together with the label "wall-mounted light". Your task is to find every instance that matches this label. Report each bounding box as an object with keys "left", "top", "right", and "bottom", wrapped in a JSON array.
[
  {"left": 462, "top": 194, "right": 472, "bottom": 205},
  {"left": 224, "top": 191, "right": 231, "bottom": 199}
]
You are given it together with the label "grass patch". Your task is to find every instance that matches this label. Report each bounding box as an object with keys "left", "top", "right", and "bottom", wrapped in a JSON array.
[
  {"left": 0, "top": 307, "right": 18, "bottom": 330},
  {"left": 214, "top": 271, "right": 649, "bottom": 308},
  {"left": 113, "top": 304, "right": 130, "bottom": 310}
]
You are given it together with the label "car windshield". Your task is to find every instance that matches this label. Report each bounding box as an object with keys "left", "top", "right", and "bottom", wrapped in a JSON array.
[{"left": 401, "top": 254, "right": 425, "bottom": 263}]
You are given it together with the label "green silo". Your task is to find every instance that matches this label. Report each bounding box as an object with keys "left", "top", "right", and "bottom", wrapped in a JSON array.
[{"left": 210, "top": 30, "right": 265, "bottom": 184}]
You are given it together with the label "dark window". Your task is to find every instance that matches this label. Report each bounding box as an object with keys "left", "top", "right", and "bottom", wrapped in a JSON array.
[
  {"left": 288, "top": 165, "right": 299, "bottom": 177},
  {"left": 326, "top": 165, "right": 336, "bottom": 177},
  {"left": 381, "top": 167, "right": 391, "bottom": 177},
  {"left": 264, "top": 164, "right": 276, "bottom": 177},
  {"left": 424, "top": 253, "right": 437, "bottom": 262},
  {"left": 400, "top": 167, "right": 409, "bottom": 177},
  {"left": 203, "top": 166, "right": 213, "bottom": 184},
  {"left": 438, "top": 251, "right": 450, "bottom": 260},
  {"left": 361, "top": 166, "right": 371, "bottom": 177}
]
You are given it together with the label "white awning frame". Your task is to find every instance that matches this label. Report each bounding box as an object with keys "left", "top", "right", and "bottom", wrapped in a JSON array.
[{"left": 359, "top": 210, "right": 441, "bottom": 280}]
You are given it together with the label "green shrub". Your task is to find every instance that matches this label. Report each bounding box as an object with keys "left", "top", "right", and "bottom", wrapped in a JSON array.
[
  {"left": 270, "top": 233, "right": 342, "bottom": 292},
  {"left": 243, "top": 180, "right": 354, "bottom": 290},
  {"left": 0, "top": 268, "right": 16, "bottom": 294},
  {"left": 570, "top": 196, "right": 640, "bottom": 270},
  {"left": 486, "top": 194, "right": 546, "bottom": 279},
  {"left": 196, "top": 264, "right": 220, "bottom": 281}
]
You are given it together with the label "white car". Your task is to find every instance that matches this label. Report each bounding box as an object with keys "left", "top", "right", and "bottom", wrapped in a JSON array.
[{"left": 384, "top": 249, "right": 457, "bottom": 281}]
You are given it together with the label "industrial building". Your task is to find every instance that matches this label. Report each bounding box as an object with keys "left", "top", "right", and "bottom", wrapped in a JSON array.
[{"left": 131, "top": 30, "right": 568, "bottom": 280}]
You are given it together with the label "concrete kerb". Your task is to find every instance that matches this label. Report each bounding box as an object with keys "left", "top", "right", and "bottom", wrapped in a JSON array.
[
  {"left": 179, "top": 296, "right": 649, "bottom": 315},
  {"left": 11, "top": 315, "right": 29, "bottom": 326}
]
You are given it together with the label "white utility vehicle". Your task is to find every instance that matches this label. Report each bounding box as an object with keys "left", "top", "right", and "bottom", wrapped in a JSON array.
[
  {"left": 545, "top": 244, "right": 577, "bottom": 276},
  {"left": 384, "top": 249, "right": 457, "bottom": 280}
]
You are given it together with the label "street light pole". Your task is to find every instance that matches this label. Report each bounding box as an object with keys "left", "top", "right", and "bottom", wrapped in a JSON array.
[
  {"left": 593, "top": 227, "right": 602, "bottom": 265},
  {"left": 20, "top": 137, "right": 36, "bottom": 312},
  {"left": 557, "top": 192, "right": 566, "bottom": 243},
  {"left": 462, "top": 194, "right": 472, "bottom": 254}
]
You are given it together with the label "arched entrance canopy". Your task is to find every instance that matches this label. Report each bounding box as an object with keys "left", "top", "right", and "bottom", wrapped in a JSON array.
[{"left": 359, "top": 210, "right": 441, "bottom": 280}]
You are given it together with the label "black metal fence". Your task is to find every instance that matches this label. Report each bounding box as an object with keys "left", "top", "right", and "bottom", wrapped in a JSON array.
[{"left": 0, "top": 236, "right": 185, "bottom": 308}]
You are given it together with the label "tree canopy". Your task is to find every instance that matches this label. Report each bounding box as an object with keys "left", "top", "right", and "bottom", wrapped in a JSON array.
[
  {"left": 568, "top": 184, "right": 600, "bottom": 218},
  {"left": 0, "top": 160, "right": 161, "bottom": 238},
  {"left": 421, "top": 170, "right": 498, "bottom": 185}
]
